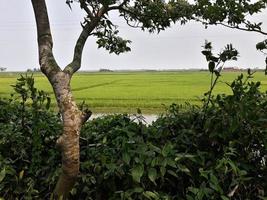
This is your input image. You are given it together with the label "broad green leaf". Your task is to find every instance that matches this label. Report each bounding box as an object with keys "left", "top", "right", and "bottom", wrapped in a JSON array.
[
  {"left": 167, "top": 170, "right": 178, "bottom": 177},
  {"left": 199, "top": 168, "right": 209, "bottom": 179},
  {"left": 132, "top": 187, "right": 144, "bottom": 193},
  {"left": 148, "top": 168, "right": 157, "bottom": 183},
  {"left": 160, "top": 166, "right": 166, "bottom": 176},
  {"left": 167, "top": 158, "right": 176, "bottom": 168},
  {"left": 178, "top": 164, "right": 190, "bottom": 173},
  {"left": 151, "top": 157, "right": 158, "bottom": 167},
  {"left": 143, "top": 191, "right": 158, "bottom": 199},
  {"left": 162, "top": 143, "right": 173, "bottom": 157},
  {"left": 175, "top": 153, "right": 195, "bottom": 162},
  {"left": 131, "top": 164, "right": 144, "bottom": 183}
]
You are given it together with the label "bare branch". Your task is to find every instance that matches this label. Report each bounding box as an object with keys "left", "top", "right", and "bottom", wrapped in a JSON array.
[
  {"left": 64, "top": 20, "right": 98, "bottom": 75},
  {"left": 193, "top": 17, "right": 267, "bottom": 35},
  {"left": 123, "top": 14, "right": 142, "bottom": 29},
  {"left": 97, "top": 6, "right": 108, "bottom": 17},
  {"left": 108, "top": 0, "right": 129, "bottom": 11},
  {"left": 80, "top": 0, "right": 94, "bottom": 19},
  {"left": 81, "top": 109, "right": 92, "bottom": 124},
  {"left": 217, "top": 22, "right": 267, "bottom": 35},
  {"left": 64, "top": 6, "right": 108, "bottom": 75}
]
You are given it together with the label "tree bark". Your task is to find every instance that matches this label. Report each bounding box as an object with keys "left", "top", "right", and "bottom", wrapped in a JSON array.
[
  {"left": 31, "top": 0, "right": 91, "bottom": 198},
  {"left": 51, "top": 72, "right": 83, "bottom": 198}
]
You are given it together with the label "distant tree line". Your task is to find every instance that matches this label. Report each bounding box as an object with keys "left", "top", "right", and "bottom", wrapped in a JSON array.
[
  {"left": 0, "top": 67, "right": 7, "bottom": 72},
  {"left": 99, "top": 68, "right": 113, "bottom": 72},
  {"left": 26, "top": 68, "right": 41, "bottom": 72}
]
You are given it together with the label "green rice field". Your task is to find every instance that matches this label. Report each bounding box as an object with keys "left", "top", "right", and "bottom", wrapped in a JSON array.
[{"left": 0, "top": 71, "right": 267, "bottom": 113}]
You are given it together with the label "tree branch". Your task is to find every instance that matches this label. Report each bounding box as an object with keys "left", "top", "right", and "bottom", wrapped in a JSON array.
[
  {"left": 123, "top": 14, "right": 142, "bottom": 29},
  {"left": 81, "top": 109, "right": 92, "bottom": 124},
  {"left": 108, "top": 0, "right": 129, "bottom": 11},
  {"left": 31, "top": 0, "right": 61, "bottom": 77},
  {"left": 64, "top": 6, "right": 108, "bottom": 75},
  {"left": 79, "top": 0, "right": 94, "bottom": 20},
  {"left": 193, "top": 17, "right": 267, "bottom": 35},
  {"left": 217, "top": 22, "right": 267, "bottom": 35}
]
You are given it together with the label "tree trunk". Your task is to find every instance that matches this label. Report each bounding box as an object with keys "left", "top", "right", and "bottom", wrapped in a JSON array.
[
  {"left": 31, "top": 1, "right": 91, "bottom": 198},
  {"left": 49, "top": 71, "right": 83, "bottom": 198}
]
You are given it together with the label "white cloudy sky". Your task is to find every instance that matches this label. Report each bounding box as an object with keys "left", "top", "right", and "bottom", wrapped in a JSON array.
[{"left": 0, "top": 0, "right": 267, "bottom": 71}]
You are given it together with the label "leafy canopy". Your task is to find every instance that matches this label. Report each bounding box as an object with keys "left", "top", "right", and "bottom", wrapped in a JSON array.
[{"left": 66, "top": 0, "right": 267, "bottom": 55}]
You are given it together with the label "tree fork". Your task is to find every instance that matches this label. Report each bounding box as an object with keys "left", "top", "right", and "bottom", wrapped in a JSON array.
[{"left": 31, "top": 1, "right": 92, "bottom": 198}]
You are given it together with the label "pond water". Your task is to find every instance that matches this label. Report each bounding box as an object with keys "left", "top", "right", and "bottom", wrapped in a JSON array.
[{"left": 89, "top": 114, "right": 158, "bottom": 125}]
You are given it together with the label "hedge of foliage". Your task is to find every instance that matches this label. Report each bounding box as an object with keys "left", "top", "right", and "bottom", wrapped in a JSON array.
[{"left": 0, "top": 74, "right": 266, "bottom": 199}]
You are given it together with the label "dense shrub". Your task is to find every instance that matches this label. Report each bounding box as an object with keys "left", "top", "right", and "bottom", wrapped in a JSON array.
[
  {"left": 0, "top": 75, "right": 61, "bottom": 199},
  {"left": 0, "top": 73, "right": 266, "bottom": 199}
]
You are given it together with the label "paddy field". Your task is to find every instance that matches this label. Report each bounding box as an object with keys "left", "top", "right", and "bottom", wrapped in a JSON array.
[{"left": 0, "top": 71, "right": 266, "bottom": 113}]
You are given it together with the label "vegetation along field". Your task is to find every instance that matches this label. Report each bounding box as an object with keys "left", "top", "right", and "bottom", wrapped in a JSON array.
[{"left": 0, "top": 71, "right": 267, "bottom": 113}]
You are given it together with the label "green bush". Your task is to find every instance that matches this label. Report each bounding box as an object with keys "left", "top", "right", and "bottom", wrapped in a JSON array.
[
  {"left": 0, "top": 75, "right": 61, "bottom": 199},
  {"left": 0, "top": 73, "right": 266, "bottom": 199}
]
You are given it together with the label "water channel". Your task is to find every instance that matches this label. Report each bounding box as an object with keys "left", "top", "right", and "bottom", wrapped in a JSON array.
[{"left": 89, "top": 114, "right": 158, "bottom": 125}]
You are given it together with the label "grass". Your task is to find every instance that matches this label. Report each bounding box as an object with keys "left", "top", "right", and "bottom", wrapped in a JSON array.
[{"left": 1, "top": 71, "right": 267, "bottom": 113}]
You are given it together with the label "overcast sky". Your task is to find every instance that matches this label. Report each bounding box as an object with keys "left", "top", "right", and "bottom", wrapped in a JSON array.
[{"left": 0, "top": 0, "right": 267, "bottom": 71}]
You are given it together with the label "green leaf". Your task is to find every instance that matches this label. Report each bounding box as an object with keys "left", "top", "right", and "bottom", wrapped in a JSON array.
[
  {"left": 199, "top": 168, "right": 209, "bottom": 179},
  {"left": 210, "top": 173, "right": 219, "bottom": 185},
  {"left": 148, "top": 168, "right": 157, "bottom": 183},
  {"left": 131, "top": 164, "right": 144, "bottom": 183},
  {"left": 151, "top": 157, "right": 159, "bottom": 167},
  {"left": 132, "top": 187, "right": 144, "bottom": 193},
  {"left": 178, "top": 164, "right": 190, "bottom": 173},
  {"left": 256, "top": 41, "right": 266, "bottom": 50},
  {"left": 162, "top": 143, "right": 173, "bottom": 157},
  {"left": 160, "top": 166, "right": 166, "bottom": 176},
  {"left": 102, "top": 136, "right": 107, "bottom": 144},
  {"left": 167, "top": 158, "right": 176, "bottom": 168},
  {"left": 143, "top": 191, "right": 158, "bottom": 199},
  {"left": 228, "top": 160, "right": 238, "bottom": 175},
  {"left": 188, "top": 186, "right": 199, "bottom": 195},
  {"left": 122, "top": 152, "right": 130, "bottom": 165},
  {"left": 221, "top": 195, "right": 230, "bottom": 200},
  {"left": 167, "top": 170, "right": 178, "bottom": 177},
  {"left": 0, "top": 168, "right": 6, "bottom": 182},
  {"left": 209, "top": 173, "right": 223, "bottom": 193},
  {"left": 149, "top": 144, "right": 161, "bottom": 153}
]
